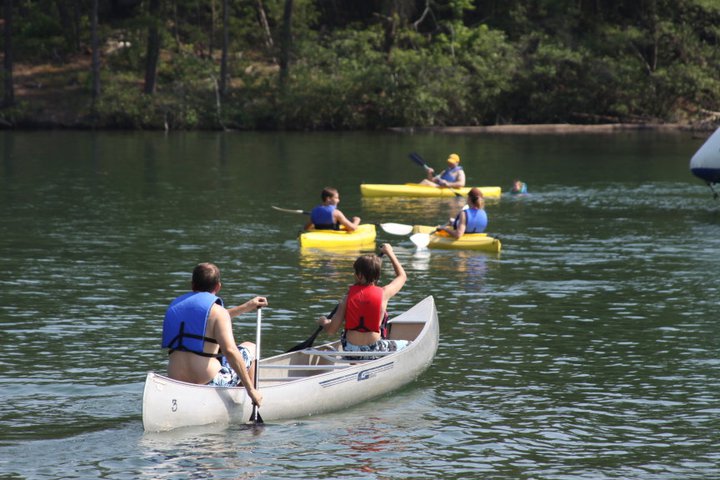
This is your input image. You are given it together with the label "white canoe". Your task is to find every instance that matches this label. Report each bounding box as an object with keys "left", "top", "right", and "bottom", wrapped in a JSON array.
[{"left": 142, "top": 295, "right": 439, "bottom": 432}]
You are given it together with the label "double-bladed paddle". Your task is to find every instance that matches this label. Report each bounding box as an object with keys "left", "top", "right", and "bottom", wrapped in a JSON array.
[
  {"left": 286, "top": 304, "right": 339, "bottom": 353},
  {"left": 409, "top": 232, "right": 432, "bottom": 249},
  {"left": 409, "top": 152, "right": 464, "bottom": 198},
  {"left": 271, "top": 206, "right": 414, "bottom": 236}
]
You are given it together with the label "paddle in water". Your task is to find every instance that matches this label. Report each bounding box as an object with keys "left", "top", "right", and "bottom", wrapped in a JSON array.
[
  {"left": 409, "top": 232, "right": 431, "bottom": 249},
  {"left": 286, "top": 304, "right": 339, "bottom": 353},
  {"left": 250, "top": 307, "right": 264, "bottom": 425},
  {"left": 409, "top": 152, "right": 463, "bottom": 198}
]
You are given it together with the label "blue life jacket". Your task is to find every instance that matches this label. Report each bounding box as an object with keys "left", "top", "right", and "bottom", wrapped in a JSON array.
[
  {"left": 310, "top": 204, "right": 337, "bottom": 230},
  {"left": 162, "top": 291, "right": 224, "bottom": 358},
  {"left": 454, "top": 208, "right": 487, "bottom": 233},
  {"left": 440, "top": 165, "right": 463, "bottom": 183}
]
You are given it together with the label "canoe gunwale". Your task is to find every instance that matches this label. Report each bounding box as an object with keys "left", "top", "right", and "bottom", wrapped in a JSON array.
[{"left": 142, "top": 296, "right": 438, "bottom": 431}]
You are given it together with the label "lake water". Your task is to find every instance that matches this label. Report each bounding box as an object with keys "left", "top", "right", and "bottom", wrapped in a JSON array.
[{"left": 1, "top": 129, "right": 719, "bottom": 479}]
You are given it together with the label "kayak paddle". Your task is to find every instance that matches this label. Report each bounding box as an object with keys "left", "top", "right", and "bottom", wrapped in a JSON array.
[
  {"left": 285, "top": 304, "right": 339, "bottom": 353},
  {"left": 272, "top": 206, "right": 413, "bottom": 236},
  {"left": 250, "top": 307, "right": 264, "bottom": 425},
  {"left": 409, "top": 152, "right": 463, "bottom": 198},
  {"left": 409, "top": 232, "right": 431, "bottom": 249},
  {"left": 272, "top": 205, "right": 311, "bottom": 215}
]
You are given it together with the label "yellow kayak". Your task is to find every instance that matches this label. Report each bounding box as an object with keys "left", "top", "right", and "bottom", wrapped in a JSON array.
[
  {"left": 412, "top": 225, "right": 501, "bottom": 253},
  {"left": 360, "top": 183, "right": 501, "bottom": 198},
  {"left": 299, "top": 224, "right": 377, "bottom": 249}
]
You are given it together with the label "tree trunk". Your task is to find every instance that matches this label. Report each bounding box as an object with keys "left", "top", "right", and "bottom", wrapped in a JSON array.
[
  {"left": 91, "top": 0, "right": 101, "bottom": 105},
  {"left": 279, "top": 0, "right": 293, "bottom": 90},
  {"left": 144, "top": 0, "right": 161, "bottom": 95},
  {"left": 3, "top": 0, "right": 15, "bottom": 107},
  {"left": 219, "top": 0, "right": 229, "bottom": 97},
  {"left": 256, "top": 0, "right": 274, "bottom": 50}
]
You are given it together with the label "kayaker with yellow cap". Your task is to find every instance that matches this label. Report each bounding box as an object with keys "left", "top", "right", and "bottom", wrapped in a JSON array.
[{"left": 418, "top": 153, "right": 466, "bottom": 188}]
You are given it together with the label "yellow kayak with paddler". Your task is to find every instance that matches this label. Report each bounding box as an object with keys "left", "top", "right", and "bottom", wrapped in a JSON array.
[
  {"left": 360, "top": 184, "right": 502, "bottom": 198},
  {"left": 298, "top": 224, "right": 377, "bottom": 249},
  {"left": 411, "top": 225, "right": 501, "bottom": 253}
]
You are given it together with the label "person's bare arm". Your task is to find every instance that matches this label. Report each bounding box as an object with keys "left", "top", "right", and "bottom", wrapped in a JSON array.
[
  {"left": 334, "top": 209, "right": 360, "bottom": 231},
  {"left": 380, "top": 244, "right": 406, "bottom": 302},
  {"left": 213, "top": 305, "right": 263, "bottom": 406},
  {"left": 226, "top": 296, "right": 267, "bottom": 317},
  {"left": 317, "top": 295, "right": 346, "bottom": 335}
]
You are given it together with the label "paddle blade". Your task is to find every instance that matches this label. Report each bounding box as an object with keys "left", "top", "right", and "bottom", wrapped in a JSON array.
[
  {"left": 250, "top": 405, "right": 264, "bottom": 425},
  {"left": 379, "top": 222, "right": 414, "bottom": 236},
  {"left": 409, "top": 152, "right": 431, "bottom": 171},
  {"left": 410, "top": 233, "right": 431, "bottom": 249},
  {"left": 285, "top": 326, "right": 322, "bottom": 353}
]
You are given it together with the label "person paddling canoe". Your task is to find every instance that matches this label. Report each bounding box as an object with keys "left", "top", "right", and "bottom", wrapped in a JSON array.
[
  {"left": 316, "top": 244, "right": 409, "bottom": 359},
  {"left": 418, "top": 153, "right": 466, "bottom": 188},
  {"left": 305, "top": 186, "right": 361, "bottom": 231},
  {"left": 162, "top": 262, "right": 267, "bottom": 408}
]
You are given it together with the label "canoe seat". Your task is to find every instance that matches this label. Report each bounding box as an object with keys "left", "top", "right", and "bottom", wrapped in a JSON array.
[{"left": 299, "top": 348, "right": 395, "bottom": 364}]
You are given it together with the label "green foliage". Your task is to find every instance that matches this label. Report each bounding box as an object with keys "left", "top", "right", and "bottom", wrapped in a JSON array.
[{"left": 4, "top": 0, "right": 720, "bottom": 129}]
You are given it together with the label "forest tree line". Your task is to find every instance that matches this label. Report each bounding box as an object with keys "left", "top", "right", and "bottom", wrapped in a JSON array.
[{"left": 1, "top": 0, "right": 719, "bottom": 130}]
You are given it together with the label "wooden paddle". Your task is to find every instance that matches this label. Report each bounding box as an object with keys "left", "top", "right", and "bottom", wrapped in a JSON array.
[
  {"left": 250, "top": 307, "right": 264, "bottom": 425},
  {"left": 409, "top": 152, "right": 464, "bottom": 198},
  {"left": 285, "top": 304, "right": 339, "bottom": 353},
  {"left": 271, "top": 206, "right": 414, "bottom": 236}
]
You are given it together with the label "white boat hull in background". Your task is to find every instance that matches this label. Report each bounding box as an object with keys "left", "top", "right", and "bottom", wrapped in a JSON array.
[{"left": 690, "top": 127, "right": 720, "bottom": 187}]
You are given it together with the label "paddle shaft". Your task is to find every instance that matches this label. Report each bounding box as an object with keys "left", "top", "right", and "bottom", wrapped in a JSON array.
[
  {"left": 251, "top": 308, "right": 264, "bottom": 424},
  {"left": 285, "top": 304, "right": 339, "bottom": 353}
]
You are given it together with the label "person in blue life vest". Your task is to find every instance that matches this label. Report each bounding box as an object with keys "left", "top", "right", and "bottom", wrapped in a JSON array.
[
  {"left": 436, "top": 187, "right": 488, "bottom": 238},
  {"left": 419, "top": 153, "right": 466, "bottom": 188},
  {"left": 162, "top": 262, "right": 267, "bottom": 407},
  {"left": 305, "top": 186, "right": 361, "bottom": 231},
  {"left": 316, "top": 243, "right": 409, "bottom": 358}
]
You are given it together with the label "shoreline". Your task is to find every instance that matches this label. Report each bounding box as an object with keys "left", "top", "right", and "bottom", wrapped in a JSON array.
[{"left": 389, "top": 123, "right": 717, "bottom": 135}]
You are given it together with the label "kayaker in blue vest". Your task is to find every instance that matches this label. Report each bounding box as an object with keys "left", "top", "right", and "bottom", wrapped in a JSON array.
[
  {"left": 419, "top": 153, "right": 466, "bottom": 188},
  {"left": 436, "top": 187, "right": 488, "bottom": 238},
  {"left": 305, "top": 186, "right": 361, "bottom": 231},
  {"left": 162, "top": 262, "right": 267, "bottom": 407}
]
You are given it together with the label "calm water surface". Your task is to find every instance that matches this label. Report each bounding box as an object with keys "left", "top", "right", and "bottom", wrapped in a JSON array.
[{"left": 1, "top": 130, "right": 719, "bottom": 479}]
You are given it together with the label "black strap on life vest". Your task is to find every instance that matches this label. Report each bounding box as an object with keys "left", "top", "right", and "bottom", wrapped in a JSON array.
[{"left": 166, "top": 322, "right": 223, "bottom": 359}]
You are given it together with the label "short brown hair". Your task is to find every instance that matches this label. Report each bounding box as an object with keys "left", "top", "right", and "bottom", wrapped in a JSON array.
[
  {"left": 353, "top": 254, "right": 382, "bottom": 285},
  {"left": 321, "top": 187, "right": 338, "bottom": 201},
  {"left": 192, "top": 262, "right": 221, "bottom": 292}
]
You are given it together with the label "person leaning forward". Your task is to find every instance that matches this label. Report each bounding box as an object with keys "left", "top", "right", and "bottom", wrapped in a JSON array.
[{"left": 161, "top": 262, "right": 267, "bottom": 407}]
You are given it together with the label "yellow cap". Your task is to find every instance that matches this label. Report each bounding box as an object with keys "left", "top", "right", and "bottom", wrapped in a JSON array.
[{"left": 447, "top": 153, "right": 460, "bottom": 164}]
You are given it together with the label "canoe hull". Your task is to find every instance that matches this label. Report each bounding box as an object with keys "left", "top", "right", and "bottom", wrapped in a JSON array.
[
  {"left": 298, "top": 223, "right": 376, "bottom": 248},
  {"left": 361, "top": 184, "right": 501, "bottom": 198},
  {"left": 690, "top": 127, "right": 720, "bottom": 184},
  {"left": 143, "top": 296, "right": 439, "bottom": 431},
  {"left": 413, "top": 225, "right": 502, "bottom": 252}
]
